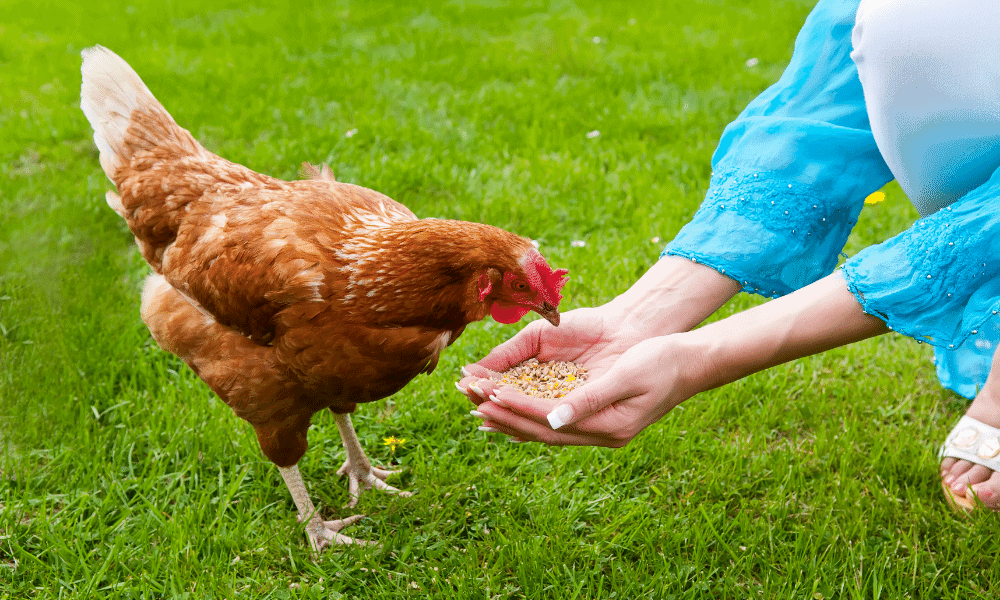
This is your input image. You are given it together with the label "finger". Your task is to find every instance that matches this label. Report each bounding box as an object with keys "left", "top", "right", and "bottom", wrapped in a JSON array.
[
  {"left": 474, "top": 409, "right": 612, "bottom": 447},
  {"left": 488, "top": 386, "right": 556, "bottom": 422},
  {"left": 456, "top": 377, "right": 489, "bottom": 406},
  {"left": 472, "top": 377, "right": 502, "bottom": 398},
  {"left": 532, "top": 370, "right": 642, "bottom": 430},
  {"left": 476, "top": 385, "right": 642, "bottom": 446},
  {"left": 470, "top": 321, "right": 545, "bottom": 372},
  {"left": 462, "top": 364, "right": 502, "bottom": 379},
  {"left": 457, "top": 375, "right": 519, "bottom": 407}
]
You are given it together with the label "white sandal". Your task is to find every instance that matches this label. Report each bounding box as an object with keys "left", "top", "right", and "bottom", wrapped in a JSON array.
[{"left": 938, "top": 415, "right": 1000, "bottom": 511}]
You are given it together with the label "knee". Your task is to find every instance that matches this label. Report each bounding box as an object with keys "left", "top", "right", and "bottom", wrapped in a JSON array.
[
  {"left": 851, "top": 0, "right": 921, "bottom": 73},
  {"left": 852, "top": 0, "right": 990, "bottom": 76}
]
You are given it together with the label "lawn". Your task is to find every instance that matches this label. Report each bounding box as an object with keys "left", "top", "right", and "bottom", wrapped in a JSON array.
[{"left": 1, "top": 0, "right": 998, "bottom": 598}]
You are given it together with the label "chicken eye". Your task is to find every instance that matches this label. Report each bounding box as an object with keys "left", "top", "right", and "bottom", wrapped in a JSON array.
[{"left": 511, "top": 280, "right": 529, "bottom": 292}]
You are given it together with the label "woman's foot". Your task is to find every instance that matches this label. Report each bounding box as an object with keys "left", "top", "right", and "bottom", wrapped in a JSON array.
[{"left": 940, "top": 391, "right": 1000, "bottom": 510}]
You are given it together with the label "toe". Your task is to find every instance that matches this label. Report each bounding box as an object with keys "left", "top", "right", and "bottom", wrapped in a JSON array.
[
  {"left": 940, "top": 456, "right": 959, "bottom": 478},
  {"left": 970, "top": 471, "right": 1000, "bottom": 510},
  {"left": 950, "top": 464, "right": 993, "bottom": 495},
  {"left": 324, "top": 513, "right": 366, "bottom": 532},
  {"left": 370, "top": 466, "right": 402, "bottom": 479},
  {"left": 942, "top": 459, "right": 974, "bottom": 487}
]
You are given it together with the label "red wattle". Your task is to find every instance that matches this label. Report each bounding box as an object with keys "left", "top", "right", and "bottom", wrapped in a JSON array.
[{"left": 491, "top": 303, "right": 530, "bottom": 324}]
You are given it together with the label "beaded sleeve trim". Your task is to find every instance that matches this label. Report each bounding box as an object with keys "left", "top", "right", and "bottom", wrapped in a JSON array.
[
  {"left": 842, "top": 202, "right": 1000, "bottom": 350},
  {"left": 664, "top": 167, "right": 864, "bottom": 298}
]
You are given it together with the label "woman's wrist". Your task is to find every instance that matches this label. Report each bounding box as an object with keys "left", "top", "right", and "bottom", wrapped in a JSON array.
[{"left": 603, "top": 255, "right": 741, "bottom": 339}]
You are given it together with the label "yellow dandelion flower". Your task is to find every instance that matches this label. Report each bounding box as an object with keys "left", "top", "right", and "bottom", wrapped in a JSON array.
[
  {"left": 864, "top": 191, "right": 886, "bottom": 205},
  {"left": 383, "top": 436, "right": 406, "bottom": 455}
]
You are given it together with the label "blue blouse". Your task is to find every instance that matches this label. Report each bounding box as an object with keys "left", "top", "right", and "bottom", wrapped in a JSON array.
[{"left": 663, "top": 0, "right": 1000, "bottom": 398}]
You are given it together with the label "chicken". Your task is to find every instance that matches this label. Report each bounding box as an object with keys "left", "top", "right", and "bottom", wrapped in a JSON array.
[{"left": 79, "top": 46, "right": 568, "bottom": 552}]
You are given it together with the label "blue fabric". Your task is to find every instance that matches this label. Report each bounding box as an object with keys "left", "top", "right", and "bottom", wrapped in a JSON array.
[
  {"left": 843, "top": 173, "right": 1000, "bottom": 398},
  {"left": 666, "top": 0, "right": 893, "bottom": 298},
  {"left": 663, "top": 0, "right": 1000, "bottom": 398}
]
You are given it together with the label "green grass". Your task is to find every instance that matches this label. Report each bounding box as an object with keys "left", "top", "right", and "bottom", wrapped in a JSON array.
[{"left": 2, "top": 0, "right": 998, "bottom": 597}]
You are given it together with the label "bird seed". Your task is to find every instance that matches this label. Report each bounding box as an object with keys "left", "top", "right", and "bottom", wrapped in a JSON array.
[{"left": 490, "top": 358, "right": 588, "bottom": 400}]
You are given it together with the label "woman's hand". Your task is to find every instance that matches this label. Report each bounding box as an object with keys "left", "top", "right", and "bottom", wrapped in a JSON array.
[
  {"left": 458, "top": 256, "right": 742, "bottom": 445},
  {"left": 459, "top": 305, "right": 645, "bottom": 400},
  {"left": 459, "top": 256, "right": 741, "bottom": 407},
  {"left": 461, "top": 333, "right": 707, "bottom": 447}
]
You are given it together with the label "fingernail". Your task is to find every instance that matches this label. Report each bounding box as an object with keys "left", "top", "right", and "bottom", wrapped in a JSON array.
[
  {"left": 509, "top": 438, "right": 526, "bottom": 443},
  {"left": 455, "top": 382, "right": 468, "bottom": 394},
  {"left": 547, "top": 404, "right": 574, "bottom": 430},
  {"left": 470, "top": 410, "right": 487, "bottom": 419},
  {"left": 488, "top": 394, "right": 509, "bottom": 408},
  {"left": 478, "top": 425, "right": 498, "bottom": 433},
  {"left": 468, "top": 383, "right": 487, "bottom": 400},
  {"left": 460, "top": 367, "right": 472, "bottom": 378}
]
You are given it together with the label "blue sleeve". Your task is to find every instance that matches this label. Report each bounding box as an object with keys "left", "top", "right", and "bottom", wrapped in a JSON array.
[
  {"left": 664, "top": 0, "right": 894, "bottom": 297},
  {"left": 842, "top": 168, "right": 1000, "bottom": 350}
]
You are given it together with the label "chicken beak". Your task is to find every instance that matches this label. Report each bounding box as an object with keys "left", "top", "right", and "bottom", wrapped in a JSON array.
[{"left": 536, "top": 302, "right": 560, "bottom": 327}]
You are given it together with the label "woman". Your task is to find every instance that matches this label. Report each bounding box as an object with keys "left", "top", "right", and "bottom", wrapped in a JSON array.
[{"left": 458, "top": 0, "right": 1000, "bottom": 510}]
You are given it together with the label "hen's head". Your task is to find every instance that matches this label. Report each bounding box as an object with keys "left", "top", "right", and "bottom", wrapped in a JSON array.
[{"left": 477, "top": 247, "right": 569, "bottom": 326}]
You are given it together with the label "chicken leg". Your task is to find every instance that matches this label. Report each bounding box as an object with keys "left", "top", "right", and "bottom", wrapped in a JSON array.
[
  {"left": 278, "top": 464, "right": 368, "bottom": 552},
  {"left": 333, "top": 413, "right": 413, "bottom": 508}
]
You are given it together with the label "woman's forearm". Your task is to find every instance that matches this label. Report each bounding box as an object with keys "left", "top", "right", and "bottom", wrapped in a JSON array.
[
  {"left": 689, "top": 271, "right": 890, "bottom": 391},
  {"left": 606, "top": 255, "right": 742, "bottom": 337}
]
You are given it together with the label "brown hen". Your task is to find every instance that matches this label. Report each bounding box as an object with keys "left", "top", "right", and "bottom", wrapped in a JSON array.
[{"left": 80, "top": 46, "right": 567, "bottom": 552}]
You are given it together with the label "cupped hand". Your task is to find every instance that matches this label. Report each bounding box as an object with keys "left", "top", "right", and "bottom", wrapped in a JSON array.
[
  {"left": 458, "top": 310, "right": 706, "bottom": 447},
  {"left": 460, "top": 305, "right": 643, "bottom": 393}
]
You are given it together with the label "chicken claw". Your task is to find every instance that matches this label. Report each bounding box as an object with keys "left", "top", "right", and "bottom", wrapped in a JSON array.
[
  {"left": 337, "top": 459, "right": 413, "bottom": 509},
  {"left": 279, "top": 464, "right": 374, "bottom": 552},
  {"left": 306, "top": 514, "right": 372, "bottom": 553},
  {"left": 333, "top": 412, "right": 413, "bottom": 508}
]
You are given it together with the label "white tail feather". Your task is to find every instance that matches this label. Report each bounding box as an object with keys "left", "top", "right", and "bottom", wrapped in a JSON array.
[
  {"left": 105, "top": 190, "right": 125, "bottom": 217},
  {"left": 80, "top": 45, "right": 176, "bottom": 178}
]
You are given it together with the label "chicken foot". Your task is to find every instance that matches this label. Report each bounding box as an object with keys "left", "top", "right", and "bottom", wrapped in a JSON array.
[
  {"left": 277, "top": 464, "right": 368, "bottom": 553},
  {"left": 333, "top": 412, "right": 413, "bottom": 509}
]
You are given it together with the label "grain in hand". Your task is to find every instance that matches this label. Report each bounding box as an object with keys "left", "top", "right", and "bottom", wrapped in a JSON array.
[{"left": 491, "top": 358, "right": 588, "bottom": 400}]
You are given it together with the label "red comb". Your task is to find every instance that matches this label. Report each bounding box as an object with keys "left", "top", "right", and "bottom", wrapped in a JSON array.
[{"left": 531, "top": 253, "right": 569, "bottom": 304}]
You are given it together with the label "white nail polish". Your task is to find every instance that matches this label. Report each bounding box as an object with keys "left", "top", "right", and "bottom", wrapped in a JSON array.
[
  {"left": 478, "top": 425, "right": 498, "bottom": 433},
  {"left": 546, "top": 404, "right": 574, "bottom": 430},
  {"left": 454, "top": 382, "right": 467, "bottom": 393},
  {"left": 460, "top": 367, "right": 472, "bottom": 378},
  {"left": 470, "top": 410, "right": 487, "bottom": 418},
  {"left": 488, "top": 394, "right": 509, "bottom": 408},
  {"left": 468, "top": 383, "right": 487, "bottom": 400}
]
